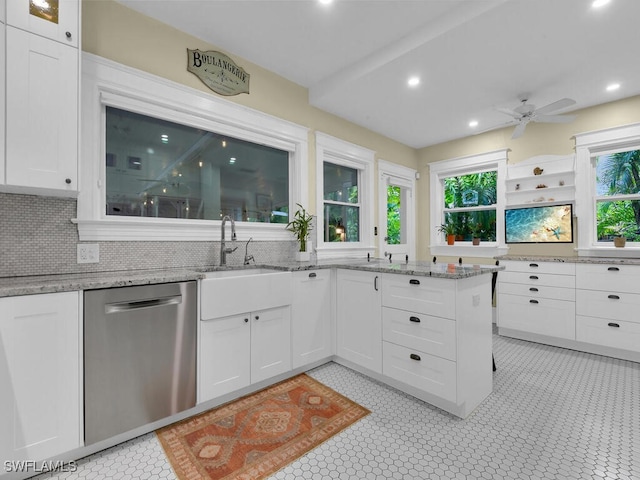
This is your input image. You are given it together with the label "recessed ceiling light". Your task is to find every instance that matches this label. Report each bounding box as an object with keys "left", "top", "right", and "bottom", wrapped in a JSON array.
[
  {"left": 592, "top": 0, "right": 611, "bottom": 8},
  {"left": 469, "top": 120, "right": 479, "bottom": 128},
  {"left": 606, "top": 83, "right": 620, "bottom": 92},
  {"left": 318, "top": 0, "right": 333, "bottom": 4},
  {"left": 407, "top": 76, "right": 420, "bottom": 87},
  {"left": 229, "top": 157, "right": 236, "bottom": 164}
]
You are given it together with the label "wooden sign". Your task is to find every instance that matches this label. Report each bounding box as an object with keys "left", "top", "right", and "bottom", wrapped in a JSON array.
[{"left": 187, "top": 49, "right": 250, "bottom": 96}]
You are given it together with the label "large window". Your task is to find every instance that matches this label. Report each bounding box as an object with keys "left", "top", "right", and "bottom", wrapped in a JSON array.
[
  {"left": 105, "top": 107, "right": 289, "bottom": 223},
  {"left": 323, "top": 162, "right": 360, "bottom": 242}
]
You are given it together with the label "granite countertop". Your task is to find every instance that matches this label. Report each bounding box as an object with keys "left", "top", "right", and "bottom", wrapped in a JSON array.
[
  {"left": 0, "top": 259, "right": 503, "bottom": 298},
  {"left": 496, "top": 255, "right": 640, "bottom": 265}
]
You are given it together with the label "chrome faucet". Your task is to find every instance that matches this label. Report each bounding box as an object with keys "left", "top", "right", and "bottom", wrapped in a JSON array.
[
  {"left": 220, "top": 215, "right": 238, "bottom": 266},
  {"left": 244, "top": 237, "right": 255, "bottom": 265}
]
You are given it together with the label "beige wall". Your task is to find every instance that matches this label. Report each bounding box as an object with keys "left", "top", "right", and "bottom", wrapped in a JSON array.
[
  {"left": 417, "top": 95, "right": 640, "bottom": 263},
  {"left": 82, "top": 0, "right": 417, "bottom": 232}
]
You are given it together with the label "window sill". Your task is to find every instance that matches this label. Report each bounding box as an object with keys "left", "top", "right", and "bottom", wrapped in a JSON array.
[
  {"left": 576, "top": 246, "right": 640, "bottom": 258},
  {"left": 430, "top": 244, "right": 509, "bottom": 259}
]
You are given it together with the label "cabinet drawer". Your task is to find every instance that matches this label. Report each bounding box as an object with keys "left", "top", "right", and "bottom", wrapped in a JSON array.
[
  {"left": 498, "top": 271, "right": 575, "bottom": 289},
  {"left": 383, "top": 341, "right": 457, "bottom": 403},
  {"left": 498, "top": 294, "right": 575, "bottom": 339},
  {"left": 382, "top": 307, "right": 456, "bottom": 361},
  {"left": 576, "top": 289, "right": 640, "bottom": 324},
  {"left": 498, "top": 282, "right": 575, "bottom": 301},
  {"left": 502, "top": 260, "right": 575, "bottom": 275},
  {"left": 576, "top": 315, "right": 640, "bottom": 353},
  {"left": 382, "top": 274, "right": 455, "bottom": 319},
  {"left": 576, "top": 264, "right": 640, "bottom": 294}
]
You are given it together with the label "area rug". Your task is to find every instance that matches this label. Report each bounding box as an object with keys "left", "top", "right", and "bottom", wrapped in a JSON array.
[{"left": 156, "top": 373, "right": 370, "bottom": 480}]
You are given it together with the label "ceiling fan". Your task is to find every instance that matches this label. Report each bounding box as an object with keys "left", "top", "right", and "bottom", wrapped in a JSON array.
[{"left": 491, "top": 95, "right": 577, "bottom": 139}]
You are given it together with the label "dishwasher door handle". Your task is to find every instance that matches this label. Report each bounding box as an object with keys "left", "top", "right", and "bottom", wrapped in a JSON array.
[{"left": 105, "top": 295, "right": 182, "bottom": 314}]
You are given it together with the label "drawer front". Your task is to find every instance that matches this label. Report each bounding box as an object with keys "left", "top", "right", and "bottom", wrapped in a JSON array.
[
  {"left": 498, "top": 282, "right": 575, "bottom": 301},
  {"left": 382, "top": 274, "right": 455, "bottom": 319},
  {"left": 575, "top": 289, "right": 640, "bottom": 324},
  {"left": 498, "top": 293, "right": 575, "bottom": 339},
  {"left": 498, "top": 271, "right": 575, "bottom": 289},
  {"left": 576, "top": 263, "right": 640, "bottom": 294},
  {"left": 383, "top": 341, "right": 457, "bottom": 403},
  {"left": 576, "top": 315, "right": 640, "bottom": 352},
  {"left": 382, "top": 307, "right": 456, "bottom": 361},
  {"left": 502, "top": 260, "right": 575, "bottom": 276}
]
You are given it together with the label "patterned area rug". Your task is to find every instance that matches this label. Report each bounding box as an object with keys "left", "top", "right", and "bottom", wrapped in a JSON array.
[{"left": 156, "top": 373, "right": 370, "bottom": 480}]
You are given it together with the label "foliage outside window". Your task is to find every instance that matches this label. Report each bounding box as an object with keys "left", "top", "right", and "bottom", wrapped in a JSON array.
[
  {"left": 595, "top": 150, "right": 640, "bottom": 242},
  {"left": 386, "top": 185, "right": 401, "bottom": 245},
  {"left": 442, "top": 171, "right": 497, "bottom": 242},
  {"left": 323, "top": 162, "right": 360, "bottom": 242}
]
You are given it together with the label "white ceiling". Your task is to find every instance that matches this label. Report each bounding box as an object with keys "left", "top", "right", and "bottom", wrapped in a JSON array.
[{"left": 118, "top": 0, "right": 640, "bottom": 149}]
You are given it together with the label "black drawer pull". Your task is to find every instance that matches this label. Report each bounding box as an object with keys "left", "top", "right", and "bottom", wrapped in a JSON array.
[
  {"left": 309, "top": 272, "right": 317, "bottom": 278},
  {"left": 409, "top": 279, "right": 420, "bottom": 285},
  {"left": 608, "top": 322, "right": 620, "bottom": 328},
  {"left": 608, "top": 294, "right": 620, "bottom": 300},
  {"left": 409, "top": 316, "right": 421, "bottom": 323},
  {"left": 529, "top": 263, "right": 539, "bottom": 268},
  {"left": 529, "top": 275, "right": 539, "bottom": 280},
  {"left": 409, "top": 353, "right": 421, "bottom": 361},
  {"left": 529, "top": 299, "right": 539, "bottom": 304},
  {"left": 608, "top": 267, "right": 620, "bottom": 271},
  {"left": 529, "top": 287, "right": 539, "bottom": 292}
]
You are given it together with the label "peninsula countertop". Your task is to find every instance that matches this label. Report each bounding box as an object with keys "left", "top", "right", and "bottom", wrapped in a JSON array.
[{"left": 0, "top": 259, "right": 503, "bottom": 298}]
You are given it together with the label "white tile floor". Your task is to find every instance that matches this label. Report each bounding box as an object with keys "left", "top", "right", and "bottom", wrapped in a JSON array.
[{"left": 35, "top": 329, "right": 639, "bottom": 480}]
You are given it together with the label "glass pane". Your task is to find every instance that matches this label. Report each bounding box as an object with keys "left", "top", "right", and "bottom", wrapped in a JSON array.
[
  {"left": 443, "top": 171, "right": 496, "bottom": 208},
  {"left": 442, "top": 210, "right": 497, "bottom": 242},
  {"left": 105, "top": 107, "right": 289, "bottom": 223},
  {"left": 387, "top": 185, "right": 402, "bottom": 245},
  {"left": 596, "top": 200, "right": 640, "bottom": 242},
  {"left": 596, "top": 149, "right": 640, "bottom": 197},
  {"left": 30, "top": 0, "right": 59, "bottom": 24},
  {"left": 324, "top": 204, "right": 359, "bottom": 242},
  {"left": 323, "top": 163, "right": 358, "bottom": 203}
]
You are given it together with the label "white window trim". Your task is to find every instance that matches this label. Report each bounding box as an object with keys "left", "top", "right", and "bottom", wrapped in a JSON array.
[
  {"left": 315, "top": 132, "right": 375, "bottom": 259},
  {"left": 575, "top": 122, "right": 640, "bottom": 257},
  {"left": 76, "top": 53, "right": 309, "bottom": 241},
  {"left": 429, "top": 149, "right": 508, "bottom": 258}
]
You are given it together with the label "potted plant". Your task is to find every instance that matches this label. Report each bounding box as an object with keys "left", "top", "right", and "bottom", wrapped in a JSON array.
[
  {"left": 471, "top": 223, "right": 485, "bottom": 246},
  {"left": 286, "top": 203, "right": 313, "bottom": 261},
  {"left": 609, "top": 222, "right": 633, "bottom": 248},
  {"left": 437, "top": 220, "right": 457, "bottom": 245}
]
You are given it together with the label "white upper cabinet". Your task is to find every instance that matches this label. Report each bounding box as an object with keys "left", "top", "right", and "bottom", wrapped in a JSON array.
[
  {"left": 6, "top": 0, "right": 78, "bottom": 47},
  {"left": 5, "top": 26, "right": 78, "bottom": 194}
]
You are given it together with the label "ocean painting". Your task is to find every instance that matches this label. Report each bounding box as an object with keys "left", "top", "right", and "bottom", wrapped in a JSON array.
[{"left": 505, "top": 204, "right": 573, "bottom": 243}]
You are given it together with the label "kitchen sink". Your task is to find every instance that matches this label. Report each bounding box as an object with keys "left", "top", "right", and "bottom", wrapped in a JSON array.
[{"left": 200, "top": 268, "right": 282, "bottom": 279}]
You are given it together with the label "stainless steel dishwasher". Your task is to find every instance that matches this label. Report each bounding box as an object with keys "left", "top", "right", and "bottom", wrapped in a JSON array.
[{"left": 84, "top": 281, "right": 196, "bottom": 445}]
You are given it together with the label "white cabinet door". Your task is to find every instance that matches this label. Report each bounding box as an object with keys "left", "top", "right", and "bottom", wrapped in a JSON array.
[
  {"left": 291, "top": 270, "right": 332, "bottom": 369},
  {"left": 336, "top": 269, "right": 382, "bottom": 373},
  {"left": 5, "top": 26, "right": 78, "bottom": 193},
  {"left": 6, "top": 0, "right": 79, "bottom": 47},
  {"left": 251, "top": 306, "right": 291, "bottom": 384},
  {"left": 199, "top": 314, "right": 251, "bottom": 402},
  {"left": 0, "top": 291, "right": 80, "bottom": 463}
]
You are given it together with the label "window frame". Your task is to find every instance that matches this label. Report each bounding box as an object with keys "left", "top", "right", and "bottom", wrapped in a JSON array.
[
  {"left": 77, "top": 53, "right": 309, "bottom": 241},
  {"left": 429, "top": 149, "right": 508, "bottom": 258},
  {"left": 315, "top": 132, "right": 375, "bottom": 259},
  {"left": 575, "top": 122, "right": 640, "bottom": 257}
]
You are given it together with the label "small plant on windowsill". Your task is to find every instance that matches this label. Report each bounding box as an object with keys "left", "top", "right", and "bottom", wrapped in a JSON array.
[
  {"left": 437, "top": 220, "right": 457, "bottom": 246},
  {"left": 471, "top": 223, "right": 485, "bottom": 246},
  {"left": 286, "top": 203, "right": 314, "bottom": 261}
]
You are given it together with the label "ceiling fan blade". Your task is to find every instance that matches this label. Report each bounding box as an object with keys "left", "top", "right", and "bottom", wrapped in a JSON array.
[
  {"left": 535, "top": 98, "right": 576, "bottom": 115},
  {"left": 495, "top": 107, "right": 521, "bottom": 119},
  {"left": 511, "top": 122, "right": 528, "bottom": 139},
  {"left": 534, "top": 114, "right": 577, "bottom": 124}
]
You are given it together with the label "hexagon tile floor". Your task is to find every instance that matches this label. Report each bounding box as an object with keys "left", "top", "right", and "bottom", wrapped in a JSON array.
[{"left": 34, "top": 329, "right": 639, "bottom": 480}]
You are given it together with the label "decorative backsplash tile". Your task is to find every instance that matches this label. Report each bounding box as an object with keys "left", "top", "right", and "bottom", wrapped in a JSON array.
[{"left": 0, "top": 193, "right": 297, "bottom": 278}]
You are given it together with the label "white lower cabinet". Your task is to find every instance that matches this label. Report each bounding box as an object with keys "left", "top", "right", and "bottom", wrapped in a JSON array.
[
  {"left": 0, "top": 291, "right": 81, "bottom": 465},
  {"left": 291, "top": 270, "right": 332, "bottom": 369},
  {"left": 335, "top": 269, "right": 382, "bottom": 374},
  {"left": 199, "top": 306, "right": 291, "bottom": 403}
]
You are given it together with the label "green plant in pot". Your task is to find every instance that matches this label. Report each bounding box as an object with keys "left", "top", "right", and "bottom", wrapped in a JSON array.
[
  {"left": 436, "top": 220, "right": 457, "bottom": 245},
  {"left": 286, "top": 203, "right": 314, "bottom": 261},
  {"left": 471, "top": 223, "right": 485, "bottom": 246}
]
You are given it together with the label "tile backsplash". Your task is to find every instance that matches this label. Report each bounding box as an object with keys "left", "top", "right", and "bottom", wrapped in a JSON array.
[{"left": 0, "top": 193, "right": 297, "bottom": 278}]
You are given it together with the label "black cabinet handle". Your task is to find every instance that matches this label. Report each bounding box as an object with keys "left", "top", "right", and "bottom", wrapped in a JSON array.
[
  {"left": 65, "top": 178, "right": 71, "bottom": 184},
  {"left": 529, "top": 275, "right": 539, "bottom": 280},
  {"left": 529, "top": 287, "right": 539, "bottom": 292},
  {"left": 608, "top": 322, "right": 620, "bottom": 328},
  {"left": 255, "top": 315, "right": 259, "bottom": 320},
  {"left": 409, "top": 279, "right": 420, "bottom": 285},
  {"left": 529, "top": 299, "right": 539, "bottom": 304},
  {"left": 309, "top": 272, "right": 317, "bottom": 278},
  {"left": 608, "top": 295, "right": 620, "bottom": 300},
  {"left": 409, "top": 316, "right": 421, "bottom": 323},
  {"left": 374, "top": 276, "right": 379, "bottom": 291},
  {"left": 65, "top": 31, "right": 72, "bottom": 39},
  {"left": 410, "top": 353, "right": 421, "bottom": 361},
  {"left": 529, "top": 263, "right": 539, "bottom": 268},
  {"left": 608, "top": 267, "right": 620, "bottom": 271},
  {"left": 244, "top": 318, "right": 249, "bottom": 323}
]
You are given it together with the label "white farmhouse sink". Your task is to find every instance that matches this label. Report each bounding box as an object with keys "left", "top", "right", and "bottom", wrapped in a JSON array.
[{"left": 200, "top": 269, "right": 292, "bottom": 319}]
